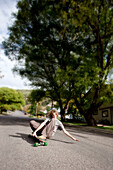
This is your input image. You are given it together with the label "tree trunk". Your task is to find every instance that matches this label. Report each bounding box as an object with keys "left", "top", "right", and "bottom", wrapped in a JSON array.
[
  {"left": 59, "top": 100, "right": 70, "bottom": 122},
  {"left": 84, "top": 113, "right": 97, "bottom": 126},
  {"left": 60, "top": 108, "right": 65, "bottom": 122},
  {"left": 72, "top": 108, "right": 76, "bottom": 120},
  {"left": 74, "top": 96, "right": 97, "bottom": 126},
  {"left": 36, "top": 102, "right": 39, "bottom": 117}
]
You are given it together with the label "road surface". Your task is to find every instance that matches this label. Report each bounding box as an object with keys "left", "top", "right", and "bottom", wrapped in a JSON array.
[{"left": 0, "top": 111, "right": 113, "bottom": 170}]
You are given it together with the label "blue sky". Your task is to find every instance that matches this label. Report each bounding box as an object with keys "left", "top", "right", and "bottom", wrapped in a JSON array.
[{"left": 0, "top": 0, "right": 31, "bottom": 90}]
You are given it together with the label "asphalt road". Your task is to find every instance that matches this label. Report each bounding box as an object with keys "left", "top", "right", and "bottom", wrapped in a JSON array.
[{"left": 0, "top": 111, "right": 113, "bottom": 170}]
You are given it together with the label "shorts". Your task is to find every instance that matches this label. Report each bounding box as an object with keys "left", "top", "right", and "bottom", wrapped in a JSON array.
[{"left": 30, "top": 118, "right": 55, "bottom": 138}]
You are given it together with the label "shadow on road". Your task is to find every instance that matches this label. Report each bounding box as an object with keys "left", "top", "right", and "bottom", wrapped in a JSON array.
[
  {"left": 9, "top": 133, "right": 74, "bottom": 145},
  {"left": 1, "top": 115, "right": 113, "bottom": 139},
  {"left": 65, "top": 126, "right": 113, "bottom": 138},
  {"left": 0, "top": 115, "right": 43, "bottom": 127},
  {"left": 9, "top": 133, "right": 35, "bottom": 146},
  {"left": 49, "top": 138, "right": 74, "bottom": 144}
]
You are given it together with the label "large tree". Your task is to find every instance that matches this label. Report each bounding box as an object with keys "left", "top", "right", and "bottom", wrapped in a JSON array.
[
  {"left": 2, "top": 0, "right": 113, "bottom": 125},
  {"left": 59, "top": 0, "right": 113, "bottom": 125},
  {"left": 3, "top": 0, "right": 75, "bottom": 121}
]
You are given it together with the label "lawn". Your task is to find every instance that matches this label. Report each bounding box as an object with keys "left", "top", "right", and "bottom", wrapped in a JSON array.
[
  {"left": 63, "top": 120, "right": 113, "bottom": 131},
  {"left": 96, "top": 125, "right": 113, "bottom": 131}
]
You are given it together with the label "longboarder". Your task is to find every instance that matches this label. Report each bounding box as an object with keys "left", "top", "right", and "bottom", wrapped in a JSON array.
[{"left": 30, "top": 109, "right": 79, "bottom": 142}]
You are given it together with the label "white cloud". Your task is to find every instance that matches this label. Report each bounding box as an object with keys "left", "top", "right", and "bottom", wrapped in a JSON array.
[
  {"left": 0, "top": 0, "right": 31, "bottom": 90},
  {"left": 0, "top": 0, "right": 17, "bottom": 37},
  {"left": 0, "top": 49, "right": 31, "bottom": 90}
]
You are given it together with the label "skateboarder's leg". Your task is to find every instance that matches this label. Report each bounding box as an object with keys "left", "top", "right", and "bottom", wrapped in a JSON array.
[
  {"left": 30, "top": 120, "right": 40, "bottom": 131},
  {"left": 30, "top": 118, "right": 55, "bottom": 139},
  {"left": 30, "top": 120, "right": 46, "bottom": 136}
]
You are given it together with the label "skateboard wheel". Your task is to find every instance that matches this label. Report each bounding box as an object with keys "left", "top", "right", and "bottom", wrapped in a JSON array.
[
  {"left": 44, "top": 142, "right": 47, "bottom": 146},
  {"left": 34, "top": 142, "right": 39, "bottom": 147}
]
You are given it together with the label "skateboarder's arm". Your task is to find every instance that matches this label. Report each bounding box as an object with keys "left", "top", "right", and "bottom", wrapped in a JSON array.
[
  {"left": 63, "top": 128, "right": 79, "bottom": 141},
  {"left": 32, "top": 119, "right": 48, "bottom": 136}
]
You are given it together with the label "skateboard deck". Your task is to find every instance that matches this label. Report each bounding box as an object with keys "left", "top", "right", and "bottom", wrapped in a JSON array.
[{"left": 28, "top": 134, "right": 47, "bottom": 147}]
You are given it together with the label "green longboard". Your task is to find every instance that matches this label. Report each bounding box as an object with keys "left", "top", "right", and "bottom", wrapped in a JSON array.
[
  {"left": 34, "top": 141, "right": 47, "bottom": 147},
  {"left": 28, "top": 134, "right": 47, "bottom": 147}
]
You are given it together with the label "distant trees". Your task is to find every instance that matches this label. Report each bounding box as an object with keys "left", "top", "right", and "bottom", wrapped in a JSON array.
[
  {"left": 17, "top": 89, "right": 31, "bottom": 104},
  {"left": 0, "top": 87, "right": 25, "bottom": 113},
  {"left": 28, "top": 89, "right": 46, "bottom": 116}
]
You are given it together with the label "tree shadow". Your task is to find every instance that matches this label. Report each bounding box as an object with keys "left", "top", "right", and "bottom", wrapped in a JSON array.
[
  {"left": 65, "top": 126, "right": 113, "bottom": 138},
  {"left": 9, "top": 132, "right": 75, "bottom": 146},
  {"left": 0, "top": 115, "right": 43, "bottom": 127},
  {"left": 9, "top": 133, "right": 35, "bottom": 147}
]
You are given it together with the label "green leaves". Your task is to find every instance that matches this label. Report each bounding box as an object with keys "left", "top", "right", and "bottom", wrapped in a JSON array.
[
  {"left": 2, "top": 0, "right": 113, "bottom": 123},
  {"left": 0, "top": 87, "right": 25, "bottom": 112},
  {"left": 28, "top": 89, "right": 46, "bottom": 103}
]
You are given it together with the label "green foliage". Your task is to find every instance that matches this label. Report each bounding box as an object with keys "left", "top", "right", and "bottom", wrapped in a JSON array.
[
  {"left": 17, "top": 89, "right": 31, "bottom": 99},
  {"left": 28, "top": 89, "right": 46, "bottom": 103},
  {"left": 3, "top": 0, "right": 74, "bottom": 120},
  {"left": 41, "top": 98, "right": 52, "bottom": 106},
  {"left": 17, "top": 89, "right": 32, "bottom": 104},
  {"left": 59, "top": 0, "right": 113, "bottom": 121},
  {"left": 2, "top": 0, "right": 113, "bottom": 124},
  {"left": 28, "top": 103, "right": 36, "bottom": 115},
  {"left": 0, "top": 87, "right": 25, "bottom": 113}
]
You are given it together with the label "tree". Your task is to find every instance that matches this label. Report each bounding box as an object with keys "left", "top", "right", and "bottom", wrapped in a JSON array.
[
  {"left": 59, "top": 0, "right": 113, "bottom": 125},
  {"left": 0, "top": 87, "right": 25, "bottom": 113},
  {"left": 2, "top": 0, "right": 113, "bottom": 125},
  {"left": 2, "top": 0, "right": 75, "bottom": 121},
  {"left": 28, "top": 89, "right": 46, "bottom": 116}
]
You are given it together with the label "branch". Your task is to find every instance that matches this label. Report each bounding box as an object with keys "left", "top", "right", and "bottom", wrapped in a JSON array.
[
  {"left": 74, "top": 96, "right": 85, "bottom": 115},
  {"left": 103, "top": 14, "right": 113, "bottom": 39},
  {"left": 105, "top": 45, "right": 113, "bottom": 70}
]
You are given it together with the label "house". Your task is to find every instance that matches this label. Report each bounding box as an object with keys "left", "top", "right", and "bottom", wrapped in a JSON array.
[{"left": 93, "top": 103, "right": 113, "bottom": 125}]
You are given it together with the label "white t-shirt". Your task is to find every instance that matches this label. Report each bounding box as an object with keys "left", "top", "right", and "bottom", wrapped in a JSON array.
[{"left": 45, "top": 117, "right": 64, "bottom": 136}]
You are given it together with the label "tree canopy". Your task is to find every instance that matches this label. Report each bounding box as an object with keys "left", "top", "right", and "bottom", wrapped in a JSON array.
[
  {"left": 2, "top": 0, "right": 113, "bottom": 125},
  {"left": 59, "top": 0, "right": 113, "bottom": 125},
  {"left": 3, "top": 0, "right": 75, "bottom": 121}
]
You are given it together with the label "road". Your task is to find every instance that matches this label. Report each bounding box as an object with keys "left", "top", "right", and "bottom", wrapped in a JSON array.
[{"left": 0, "top": 111, "right": 113, "bottom": 170}]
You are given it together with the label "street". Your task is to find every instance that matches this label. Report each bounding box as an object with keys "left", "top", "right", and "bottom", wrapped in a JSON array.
[{"left": 0, "top": 111, "right": 113, "bottom": 170}]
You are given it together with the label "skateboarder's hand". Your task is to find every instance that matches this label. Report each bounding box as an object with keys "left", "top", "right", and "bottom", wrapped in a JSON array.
[
  {"left": 32, "top": 131, "right": 36, "bottom": 137},
  {"left": 73, "top": 138, "right": 79, "bottom": 142}
]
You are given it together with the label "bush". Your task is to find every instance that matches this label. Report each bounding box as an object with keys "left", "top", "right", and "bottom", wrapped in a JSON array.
[{"left": 0, "top": 87, "right": 25, "bottom": 113}]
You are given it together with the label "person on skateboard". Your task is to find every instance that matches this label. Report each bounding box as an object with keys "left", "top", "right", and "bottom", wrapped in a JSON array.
[{"left": 30, "top": 109, "right": 79, "bottom": 141}]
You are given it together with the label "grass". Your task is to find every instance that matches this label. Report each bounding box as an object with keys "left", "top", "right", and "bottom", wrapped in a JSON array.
[
  {"left": 96, "top": 125, "right": 113, "bottom": 131},
  {"left": 0, "top": 112, "right": 7, "bottom": 116},
  {"left": 63, "top": 120, "right": 113, "bottom": 131},
  {"left": 63, "top": 121, "right": 87, "bottom": 126},
  {"left": 29, "top": 115, "right": 34, "bottom": 118}
]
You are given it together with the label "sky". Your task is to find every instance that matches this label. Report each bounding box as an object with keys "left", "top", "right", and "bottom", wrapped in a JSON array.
[{"left": 0, "top": 0, "right": 31, "bottom": 90}]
